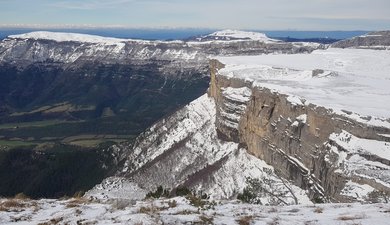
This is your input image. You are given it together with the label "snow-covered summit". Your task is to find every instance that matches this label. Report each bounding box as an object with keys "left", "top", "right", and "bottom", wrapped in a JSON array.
[
  {"left": 210, "top": 30, "right": 268, "bottom": 40},
  {"left": 217, "top": 48, "right": 390, "bottom": 127},
  {"left": 197, "top": 29, "right": 278, "bottom": 43},
  {"left": 8, "top": 31, "right": 132, "bottom": 44}
]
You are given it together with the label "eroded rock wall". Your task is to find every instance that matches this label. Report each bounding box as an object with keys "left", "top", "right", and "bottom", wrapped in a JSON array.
[{"left": 209, "top": 60, "right": 390, "bottom": 202}]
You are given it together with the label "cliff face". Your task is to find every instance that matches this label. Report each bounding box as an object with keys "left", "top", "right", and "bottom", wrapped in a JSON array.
[
  {"left": 209, "top": 52, "right": 390, "bottom": 202},
  {"left": 90, "top": 48, "right": 390, "bottom": 204},
  {"left": 0, "top": 31, "right": 319, "bottom": 119},
  {"left": 331, "top": 31, "right": 390, "bottom": 49},
  {"left": 89, "top": 93, "right": 309, "bottom": 204}
]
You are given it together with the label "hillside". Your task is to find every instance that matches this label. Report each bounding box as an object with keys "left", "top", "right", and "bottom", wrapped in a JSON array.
[
  {"left": 0, "top": 30, "right": 321, "bottom": 198},
  {"left": 89, "top": 46, "right": 390, "bottom": 204}
]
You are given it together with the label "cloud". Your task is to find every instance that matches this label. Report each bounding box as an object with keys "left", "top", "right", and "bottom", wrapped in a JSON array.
[
  {"left": 51, "top": 0, "right": 136, "bottom": 10},
  {"left": 1, "top": 0, "right": 389, "bottom": 30}
]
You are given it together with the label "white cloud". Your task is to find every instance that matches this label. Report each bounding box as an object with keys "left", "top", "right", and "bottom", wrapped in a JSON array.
[
  {"left": 52, "top": 0, "right": 136, "bottom": 10},
  {"left": 1, "top": 0, "right": 389, "bottom": 30}
]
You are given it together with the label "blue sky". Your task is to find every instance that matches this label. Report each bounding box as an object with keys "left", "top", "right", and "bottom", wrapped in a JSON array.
[{"left": 0, "top": 0, "right": 389, "bottom": 30}]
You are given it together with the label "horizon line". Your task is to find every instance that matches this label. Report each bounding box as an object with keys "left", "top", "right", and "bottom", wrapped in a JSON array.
[{"left": 0, "top": 24, "right": 374, "bottom": 32}]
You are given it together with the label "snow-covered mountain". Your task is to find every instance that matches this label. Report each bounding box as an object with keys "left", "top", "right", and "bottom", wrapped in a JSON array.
[
  {"left": 0, "top": 30, "right": 321, "bottom": 66},
  {"left": 212, "top": 48, "right": 390, "bottom": 202},
  {"left": 2, "top": 30, "right": 390, "bottom": 204},
  {"left": 0, "top": 30, "right": 325, "bottom": 198},
  {"left": 89, "top": 45, "right": 390, "bottom": 204},
  {"left": 191, "top": 29, "right": 278, "bottom": 43},
  {"left": 87, "top": 94, "right": 311, "bottom": 204},
  {"left": 0, "top": 30, "right": 320, "bottom": 114}
]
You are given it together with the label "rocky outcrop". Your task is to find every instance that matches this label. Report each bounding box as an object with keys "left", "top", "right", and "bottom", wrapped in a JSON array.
[
  {"left": 209, "top": 59, "right": 390, "bottom": 202},
  {"left": 87, "top": 33, "right": 390, "bottom": 204},
  {"left": 89, "top": 94, "right": 310, "bottom": 204},
  {"left": 90, "top": 48, "right": 390, "bottom": 204},
  {"left": 332, "top": 31, "right": 390, "bottom": 49},
  {"left": 0, "top": 31, "right": 320, "bottom": 120}
]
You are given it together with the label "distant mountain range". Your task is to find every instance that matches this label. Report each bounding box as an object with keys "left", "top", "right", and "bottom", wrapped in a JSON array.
[
  {"left": 0, "top": 28, "right": 369, "bottom": 41},
  {"left": 0, "top": 30, "right": 320, "bottom": 197},
  {"left": 0, "top": 29, "right": 389, "bottom": 201},
  {"left": 88, "top": 30, "right": 390, "bottom": 204}
]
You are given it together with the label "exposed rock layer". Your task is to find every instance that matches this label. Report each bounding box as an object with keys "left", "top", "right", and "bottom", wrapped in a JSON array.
[
  {"left": 209, "top": 59, "right": 390, "bottom": 202},
  {"left": 331, "top": 31, "right": 390, "bottom": 49}
]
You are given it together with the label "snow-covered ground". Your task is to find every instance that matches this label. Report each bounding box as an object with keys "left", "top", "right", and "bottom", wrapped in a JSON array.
[
  {"left": 203, "top": 29, "right": 279, "bottom": 43},
  {"left": 8, "top": 30, "right": 278, "bottom": 45},
  {"left": 0, "top": 197, "right": 389, "bottom": 225},
  {"left": 9, "top": 31, "right": 132, "bottom": 44},
  {"left": 327, "top": 130, "right": 390, "bottom": 192},
  {"left": 8, "top": 31, "right": 182, "bottom": 44},
  {"left": 217, "top": 48, "right": 390, "bottom": 128}
]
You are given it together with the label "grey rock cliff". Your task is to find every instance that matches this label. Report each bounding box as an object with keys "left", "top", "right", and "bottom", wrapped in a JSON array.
[
  {"left": 209, "top": 59, "right": 390, "bottom": 202},
  {"left": 331, "top": 31, "right": 390, "bottom": 49}
]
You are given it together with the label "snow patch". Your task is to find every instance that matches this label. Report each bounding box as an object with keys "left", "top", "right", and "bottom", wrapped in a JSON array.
[
  {"left": 207, "top": 29, "right": 278, "bottom": 43},
  {"left": 341, "top": 181, "right": 375, "bottom": 201},
  {"left": 221, "top": 86, "right": 252, "bottom": 102},
  {"left": 330, "top": 130, "right": 390, "bottom": 161},
  {"left": 9, "top": 31, "right": 129, "bottom": 44},
  {"left": 287, "top": 95, "right": 304, "bottom": 106},
  {"left": 328, "top": 130, "right": 390, "bottom": 188},
  {"left": 296, "top": 114, "right": 307, "bottom": 123}
]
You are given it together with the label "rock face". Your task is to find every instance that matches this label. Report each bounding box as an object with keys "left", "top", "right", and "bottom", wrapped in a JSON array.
[
  {"left": 210, "top": 49, "right": 390, "bottom": 202},
  {"left": 89, "top": 94, "right": 310, "bottom": 204},
  {"left": 0, "top": 30, "right": 325, "bottom": 199},
  {"left": 331, "top": 31, "right": 390, "bottom": 49},
  {"left": 93, "top": 47, "right": 390, "bottom": 204},
  {"left": 0, "top": 31, "right": 319, "bottom": 122}
]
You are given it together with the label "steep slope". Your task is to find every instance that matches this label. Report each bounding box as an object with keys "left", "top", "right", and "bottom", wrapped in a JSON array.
[
  {"left": 211, "top": 48, "right": 390, "bottom": 202},
  {"left": 0, "top": 30, "right": 318, "bottom": 125},
  {"left": 0, "top": 30, "right": 323, "bottom": 198},
  {"left": 88, "top": 94, "right": 310, "bottom": 204},
  {"left": 91, "top": 47, "right": 390, "bottom": 204}
]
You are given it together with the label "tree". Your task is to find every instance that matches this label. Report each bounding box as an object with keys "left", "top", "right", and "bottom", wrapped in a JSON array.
[{"left": 237, "top": 169, "right": 298, "bottom": 206}]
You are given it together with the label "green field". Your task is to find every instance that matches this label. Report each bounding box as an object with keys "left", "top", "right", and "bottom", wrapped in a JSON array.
[
  {"left": 0, "top": 117, "right": 137, "bottom": 149},
  {"left": 0, "top": 120, "right": 78, "bottom": 130},
  {"left": 0, "top": 139, "right": 38, "bottom": 148}
]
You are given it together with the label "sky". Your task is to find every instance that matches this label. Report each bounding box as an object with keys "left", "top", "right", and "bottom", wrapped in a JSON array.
[{"left": 0, "top": 0, "right": 389, "bottom": 30}]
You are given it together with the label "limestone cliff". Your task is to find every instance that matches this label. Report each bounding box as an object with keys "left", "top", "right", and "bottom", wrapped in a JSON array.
[
  {"left": 89, "top": 48, "right": 390, "bottom": 204},
  {"left": 210, "top": 50, "right": 390, "bottom": 202}
]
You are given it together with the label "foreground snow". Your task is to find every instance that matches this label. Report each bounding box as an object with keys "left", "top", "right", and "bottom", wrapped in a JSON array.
[
  {"left": 0, "top": 197, "right": 389, "bottom": 225},
  {"left": 217, "top": 48, "right": 390, "bottom": 128}
]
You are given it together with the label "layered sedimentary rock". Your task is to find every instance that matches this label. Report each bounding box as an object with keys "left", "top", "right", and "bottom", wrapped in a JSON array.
[
  {"left": 90, "top": 37, "right": 390, "bottom": 204},
  {"left": 331, "top": 31, "right": 390, "bottom": 49},
  {"left": 89, "top": 94, "right": 310, "bottom": 204},
  {"left": 0, "top": 30, "right": 319, "bottom": 121},
  {"left": 211, "top": 48, "right": 390, "bottom": 202}
]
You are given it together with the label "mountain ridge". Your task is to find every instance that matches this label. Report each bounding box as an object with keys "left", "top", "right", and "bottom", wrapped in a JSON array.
[{"left": 88, "top": 42, "right": 390, "bottom": 204}]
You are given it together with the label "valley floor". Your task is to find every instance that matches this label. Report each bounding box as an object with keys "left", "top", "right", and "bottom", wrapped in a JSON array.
[{"left": 0, "top": 197, "right": 389, "bottom": 225}]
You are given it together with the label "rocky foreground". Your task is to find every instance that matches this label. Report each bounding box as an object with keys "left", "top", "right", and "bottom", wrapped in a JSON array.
[{"left": 0, "top": 196, "right": 389, "bottom": 225}]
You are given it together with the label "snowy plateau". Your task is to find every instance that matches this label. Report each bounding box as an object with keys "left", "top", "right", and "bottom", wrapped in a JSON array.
[{"left": 1, "top": 30, "right": 390, "bottom": 224}]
